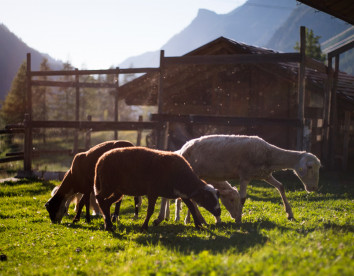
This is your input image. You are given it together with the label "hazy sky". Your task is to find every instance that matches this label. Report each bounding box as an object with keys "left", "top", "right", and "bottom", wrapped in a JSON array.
[{"left": 1, "top": 0, "right": 247, "bottom": 69}]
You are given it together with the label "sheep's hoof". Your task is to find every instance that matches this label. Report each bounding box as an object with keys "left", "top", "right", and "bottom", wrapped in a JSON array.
[
  {"left": 140, "top": 226, "right": 148, "bottom": 232},
  {"left": 288, "top": 216, "right": 295, "bottom": 221},
  {"left": 194, "top": 224, "right": 202, "bottom": 230},
  {"left": 72, "top": 217, "right": 80, "bottom": 223},
  {"left": 153, "top": 218, "right": 162, "bottom": 226},
  {"left": 85, "top": 218, "right": 91, "bottom": 224},
  {"left": 111, "top": 215, "right": 118, "bottom": 223},
  {"left": 104, "top": 224, "right": 115, "bottom": 232}
]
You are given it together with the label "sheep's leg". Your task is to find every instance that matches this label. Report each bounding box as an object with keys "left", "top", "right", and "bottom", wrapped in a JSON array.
[
  {"left": 182, "top": 198, "right": 202, "bottom": 229},
  {"left": 96, "top": 193, "right": 123, "bottom": 231},
  {"left": 264, "top": 175, "right": 294, "bottom": 220},
  {"left": 73, "top": 194, "right": 89, "bottom": 223},
  {"left": 238, "top": 179, "right": 250, "bottom": 223},
  {"left": 184, "top": 201, "right": 207, "bottom": 225},
  {"left": 141, "top": 195, "right": 158, "bottom": 231},
  {"left": 153, "top": 198, "right": 169, "bottom": 226},
  {"left": 111, "top": 200, "right": 122, "bottom": 223},
  {"left": 134, "top": 196, "right": 142, "bottom": 219},
  {"left": 84, "top": 193, "right": 91, "bottom": 223},
  {"left": 175, "top": 198, "right": 182, "bottom": 222}
]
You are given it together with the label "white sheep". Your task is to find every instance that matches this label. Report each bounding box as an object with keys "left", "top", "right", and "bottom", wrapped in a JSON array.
[{"left": 159, "top": 134, "right": 321, "bottom": 224}]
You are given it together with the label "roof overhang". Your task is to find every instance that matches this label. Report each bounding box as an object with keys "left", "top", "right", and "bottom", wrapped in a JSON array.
[{"left": 297, "top": 0, "right": 354, "bottom": 25}]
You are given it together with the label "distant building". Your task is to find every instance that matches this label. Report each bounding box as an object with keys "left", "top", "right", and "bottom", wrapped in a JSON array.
[{"left": 119, "top": 37, "right": 354, "bottom": 162}]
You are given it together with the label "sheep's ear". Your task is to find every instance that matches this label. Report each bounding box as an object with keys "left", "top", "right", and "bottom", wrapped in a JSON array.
[{"left": 306, "top": 160, "right": 315, "bottom": 169}]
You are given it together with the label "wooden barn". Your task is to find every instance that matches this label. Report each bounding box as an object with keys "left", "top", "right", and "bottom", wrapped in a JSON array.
[{"left": 119, "top": 36, "right": 354, "bottom": 164}]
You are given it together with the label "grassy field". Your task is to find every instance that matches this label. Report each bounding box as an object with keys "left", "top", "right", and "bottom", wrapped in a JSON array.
[{"left": 0, "top": 171, "right": 353, "bottom": 275}]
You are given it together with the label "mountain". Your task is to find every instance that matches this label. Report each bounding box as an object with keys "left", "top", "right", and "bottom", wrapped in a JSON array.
[
  {"left": 120, "top": 0, "right": 352, "bottom": 72},
  {"left": 0, "top": 23, "right": 62, "bottom": 101},
  {"left": 266, "top": 4, "right": 350, "bottom": 52},
  {"left": 119, "top": 0, "right": 297, "bottom": 68}
]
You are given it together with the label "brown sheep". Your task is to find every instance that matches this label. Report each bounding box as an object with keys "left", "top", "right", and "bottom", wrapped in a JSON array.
[
  {"left": 45, "top": 140, "right": 134, "bottom": 224},
  {"left": 94, "top": 147, "right": 221, "bottom": 231}
]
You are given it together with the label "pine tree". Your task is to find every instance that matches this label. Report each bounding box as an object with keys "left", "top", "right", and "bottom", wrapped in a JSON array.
[
  {"left": 294, "top": 28, "right": 326, "bottom": 62},
  {"left": 0, "top": 61, "right": 27, "bottom": 125},
  {"left": 33, "top": 58, "right": 51, "bottom": 121}
]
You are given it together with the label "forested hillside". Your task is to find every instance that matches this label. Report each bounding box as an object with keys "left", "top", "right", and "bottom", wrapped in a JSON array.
[{"left": 0, "top": 24, "right": 62, "bottom": 101}]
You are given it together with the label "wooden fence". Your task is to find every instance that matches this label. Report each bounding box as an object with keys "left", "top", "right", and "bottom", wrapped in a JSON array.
[{"left": 2, "top": 26, "right": 352, "bottom": 174}]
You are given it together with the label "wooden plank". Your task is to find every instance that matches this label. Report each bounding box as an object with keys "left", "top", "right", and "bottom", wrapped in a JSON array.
[
  {"left": 30, "top": 67, "right": 159, "bottom": 77},
  {"left": 0, "top": 156, "right": 24, "bottom": 163},
  {"left": 119, "top": 68, "right": 159, "bottom": 74},
  {"left": 114, "top": 68, "right": 119, "bottom": 140},
  {"left": 164, "top": 53, "right": 300, "bottom": 66},
  {"left": 31, "top": 80, "right": 117, "bottom": 89},
  {"left": 330, "top": 55, "right": 340, "bottom": 169},
  {"left": 297, "top": 26, "right": 306, "bottom": 150},
  {"left": 136, "top": 115, "right": 143, "bottom": 146},
  {"left": 6, "top": 152, "right": 24, "bottom": 157},
  {"left": 0, "top": 128, "right": 24, "bottom": 134},
  {"left": 156, "top": 50, "right": 165, "bottom": 150},
  {"left": 151, "top": 114, "right": 301, "bottom": 127},
  {"left": 73, "top": 69, "right": 80, "bottom": 155},
  {"left": 24, "top": 55, "right": 33, "bottom": 174},
  {"left": 29, "top": 120, "right": 159, "bottom": 131},
  {"left": 30, "top": 68, "right": 120, "bottom": 77}
]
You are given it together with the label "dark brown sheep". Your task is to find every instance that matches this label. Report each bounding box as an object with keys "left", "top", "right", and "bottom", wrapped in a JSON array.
[
  {"left": 94, "top": 147, "right": 221, "bottom": 231},
  {"left": 45, "top": 140, "right": 134, "bottom": 224}
]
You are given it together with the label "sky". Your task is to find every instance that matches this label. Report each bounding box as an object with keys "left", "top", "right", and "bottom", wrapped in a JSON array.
[{"left": 1, "top": 0, "right": 247, "bottom": 69}]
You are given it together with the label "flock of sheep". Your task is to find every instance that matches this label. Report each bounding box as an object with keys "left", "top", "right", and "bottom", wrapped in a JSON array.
[{"left": 45, "top": 134, "right": 321, "bottom": 231}]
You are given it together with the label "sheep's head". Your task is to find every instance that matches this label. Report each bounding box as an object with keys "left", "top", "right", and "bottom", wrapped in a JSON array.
[
  {"left": 294, "top": 153, "right": 321, "bottom": 192},
  {"left": 191, "top": 183, "right": 221, "bottom": 219},
  {"left": 219, "top": 186, "right": 241, "bottom": 221},
  {"left": 45, "top": 194, "right": 68, "bottom": 223},
  {"left": 45, "top": 171, "right": 74, "bottom": 223}
]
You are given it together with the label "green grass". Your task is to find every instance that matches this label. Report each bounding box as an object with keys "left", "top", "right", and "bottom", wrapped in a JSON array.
[{"left": 0, "top": 171, "right": 353, "bottom": 275}]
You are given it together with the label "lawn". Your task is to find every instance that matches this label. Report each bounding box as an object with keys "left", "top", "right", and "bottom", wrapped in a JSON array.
[{"left": 0, "top": 171, "right": 353, "bottom": 275}]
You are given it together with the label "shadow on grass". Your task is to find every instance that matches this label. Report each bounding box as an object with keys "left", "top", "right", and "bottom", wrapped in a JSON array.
[
  {"left": 130, "top": 220, "right": 290, "bottom": 254},
  {"left": 323, "top": 222, "right": 354, "bottom": 233},
  {"left": 0, "top": 179, "right": 56, "bottom": 197}
]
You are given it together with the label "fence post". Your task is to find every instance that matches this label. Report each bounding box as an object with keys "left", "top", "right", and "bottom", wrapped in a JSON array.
[
  {"left": 23, "top": 114, "right": 32, "bottom": 177},
  {"left": 136, "top": 115, "right": 143, "bottom": 146},
  {"left": 330, "top": 55, "right": 340, "bottom": 169},
  {"left": 302, "top": 118, "right": 312, "bottom": 152},
  {"left": 23, "top": 53, "right": 33, "bottom": 176},
  {"left": 342, "top": 111, "right": 351, "bottom": 171},
  {"left": 156, "top": 50, "right": 165, "bottom": 149},
  {"left": 85, "top": 115, "right": 92, "bottom": 150},
  {"left": 297, "top": 26, "right": 306, "bottom": 151},
  {"left": 322, "top": 57, "right": 333, "bottom": 166},
  {"left": 114, "top": 67, "right": 119, "bottom": 140},
  {"left": 73, "top": 68, "right": 79, "bottom": 154}
]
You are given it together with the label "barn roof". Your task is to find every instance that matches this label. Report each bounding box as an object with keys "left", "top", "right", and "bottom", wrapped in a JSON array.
[{"left": 119, "top": 37, "right": 354, "bottom": 108}]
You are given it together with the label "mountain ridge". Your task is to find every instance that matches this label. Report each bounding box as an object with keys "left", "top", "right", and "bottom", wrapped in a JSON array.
[{"left": 0, "top": 23, "right": 62, "bottom": 100}]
